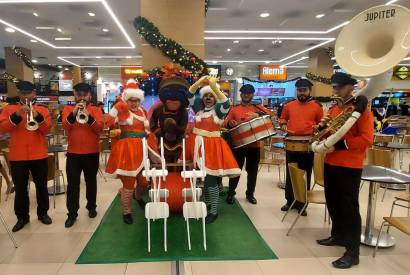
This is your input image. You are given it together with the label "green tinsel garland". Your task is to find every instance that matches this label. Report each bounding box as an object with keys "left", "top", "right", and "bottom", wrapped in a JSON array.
[
  {"left": 134, "top": 16, "right": 208, "bottom": 77},
  {"left": 12, "top": 46, "right": 34, "bottom": 69},
  {"left": 0, "top": 72, "right": 19, "bottom": 83},
  {"left": 306, "top": 72, "right": 332, "bottom": 85}
]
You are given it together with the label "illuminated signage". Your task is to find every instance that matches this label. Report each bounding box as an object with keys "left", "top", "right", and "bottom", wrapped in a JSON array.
[{"left": 259, "top": 65, "right": 287, "bottom": 81}]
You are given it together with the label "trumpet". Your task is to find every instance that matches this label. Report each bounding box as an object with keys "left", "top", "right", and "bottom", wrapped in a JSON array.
[
  {"left": 26, "top": 99, "right": 39, "bottom": 131},
  {"left": 76, "top": 100, "right": 89, "bottom": 124}
]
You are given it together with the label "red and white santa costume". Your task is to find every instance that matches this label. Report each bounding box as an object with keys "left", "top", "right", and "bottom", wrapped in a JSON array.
[{"left": 105, "top": 80, "right": 160, "bottom": 215}]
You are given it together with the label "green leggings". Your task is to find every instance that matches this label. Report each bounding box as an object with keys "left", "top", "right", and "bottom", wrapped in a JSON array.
[{"left": 203, "top": 175, "right": 220, "bottom": 215}]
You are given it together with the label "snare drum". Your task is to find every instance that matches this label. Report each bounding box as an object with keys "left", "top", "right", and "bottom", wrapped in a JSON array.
[
  {"left": 229, "top": 115, "right": 276, "bottom": 149},
  {"left": 284, "top": 136, "right": 311, "bottom": 152}
]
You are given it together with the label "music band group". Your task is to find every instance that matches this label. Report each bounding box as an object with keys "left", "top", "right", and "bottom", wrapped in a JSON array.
[{"left": 0, "top": 70, "right": 372, "bottom": 269}]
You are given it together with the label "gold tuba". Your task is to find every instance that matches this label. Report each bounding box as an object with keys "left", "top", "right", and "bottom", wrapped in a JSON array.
[
  {"left": 26, "top": 99, "right": 39, "bottom": 131},
  {"left": 311, "top": 4, "right": 410, "bottom": 153}
]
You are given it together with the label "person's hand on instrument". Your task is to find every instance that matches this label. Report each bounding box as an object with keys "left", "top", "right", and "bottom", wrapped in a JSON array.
[
  {"left": 228, "top": 120, "right": 238, "bottom": 128},
  {"left": 73, "top": 102, "right": 86, "bottom": 115},
  {"left": 281, "top": 124, "right": 288, "bottom": 132},
  {"left": 317, "top": 115, "right": 331, "bottom": 130},
  {"left": 16, "top": 105, "right": 30, "bottom": 117}
]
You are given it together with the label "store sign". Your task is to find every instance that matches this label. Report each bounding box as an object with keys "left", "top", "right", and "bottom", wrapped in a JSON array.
[
  {"left": 259, "top": 65, "right": 287, "bottom": 81},
  {"left": 393, "top": 66, "right": 410, "bottom": 80},
  {"left": 207, "top": 65, "right": 222, "bottom": 77},
  {"left": 120, "top": 66, "right": 143, "bottom": 80}
]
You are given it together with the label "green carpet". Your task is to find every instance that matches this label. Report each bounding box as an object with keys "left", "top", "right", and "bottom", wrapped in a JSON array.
[{"left": 76, "top": 193, "right": 277, "bottom": 264}]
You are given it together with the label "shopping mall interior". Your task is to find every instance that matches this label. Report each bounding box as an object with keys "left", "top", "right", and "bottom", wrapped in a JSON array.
[{"left": 0, "top": 0, "right": 410, "bottom": 274}]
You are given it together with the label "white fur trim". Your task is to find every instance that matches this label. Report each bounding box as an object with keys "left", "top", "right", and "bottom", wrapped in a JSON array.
[
  {"left": 195, "top": 109, "right": 224, "bottom": 125},
  {"left": 205, "top": 167, "right": 242, "bottom": 178},
  {"left": 122, "top": 88, "right": 144, "bottom": 102},
  {"left": 199, "top": 85, "right": 217, "bottom": 99}
]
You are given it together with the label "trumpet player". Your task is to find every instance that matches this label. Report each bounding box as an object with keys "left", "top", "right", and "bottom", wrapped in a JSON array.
[
  {"left": 0, "top": 81, "right": 52, "bottom": 232},
  {"left": 316, "top": 73, "right": 373, "bottom": 269},
  {"left": 62, "top": 83, "right": 103, "bottom": 228}
]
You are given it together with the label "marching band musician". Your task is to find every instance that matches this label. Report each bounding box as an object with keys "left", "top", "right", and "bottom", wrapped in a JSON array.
[
  {"left": 0, "top": 81, "right": 52, "bottom": 232},
  {"left": 225, "top": 84, "right": 273, "bottom": 205},
  {"left": 279, "top": 79, "right": 323, "bottom": 215},
  {"left": 105, "top": 80, "right": 160, "bottom": 225},
  {"left": 185, "top": 76, "right": 240, "bottom": 224},
  {"left": 316, "top": 73, "right": 373, "bottom": 269},
  {"left": 62, "top": 83, "right": 104, "bottom": 228}
]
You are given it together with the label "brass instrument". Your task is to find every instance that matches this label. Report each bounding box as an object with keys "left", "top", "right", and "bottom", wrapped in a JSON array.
[
  {"left": 26, "top": 99, "right": 39, "bottom": 131},
  {"left": 310, "top": 4, "right": 410, "bottom": 153},
  {"left": 76, "top": 100, "right": 88, "bottom": 124}
]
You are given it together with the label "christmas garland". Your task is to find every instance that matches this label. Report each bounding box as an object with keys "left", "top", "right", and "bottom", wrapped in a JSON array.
[
  {"left": 134, "top": 16, "right": 208, "bottom": 77},
  {"left": 12, "top": 46, "right": 34, "bottom": 69},
  {"left": 0, "top": 72, "right": 19, "bottom": 83},
  {"left": 305, "top": 72, "right": 332, "bottom": 85},
  {"left": 205, "top": 0, "right": 210, "bottom": 14},
  {"left": 326, "top": 47, "right": 335, "bottom": 59}
]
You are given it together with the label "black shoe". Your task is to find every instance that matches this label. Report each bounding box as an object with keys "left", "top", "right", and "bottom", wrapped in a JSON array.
[
  {"left": 299, "top": 209, "right": 307, "bottom": 216},
  {"left": 246, "top": 196, "right": 257, "bottom": 205},
  {"left": 205, "top": 213, "right": 218, "bottom": 224},
  {"left": 226, "top": 194, "right": 235, "bottom": 205},
  {"left": 136, "top": 199, "right": 146, "bottom": 210},
  {"left": 123, "top": 214, "right": 133, "bottom": 224},
  {"left": 316, "top": 236, "right": 345, "bottom": 247},
  {"left": 38, "top": 214, "right": 52, "bottom": 225},
  {"left": 332, "top": 255, "right": 359, "bottom": 269},
  {"left": 12, "top": 217, "right": 29, "bottom": 232},
  {"left": 88, "top": 210, "right": 97, "bottom": 218},
  {"left": 281, "top": 204, "right": 291, "bottom": 211},
  {"left": 65, "top": 216, "right": 77, "bottom": 228}
]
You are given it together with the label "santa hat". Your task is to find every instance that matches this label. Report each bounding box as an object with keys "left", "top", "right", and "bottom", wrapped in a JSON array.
[
  {"left": 122, "top": 79, "right": 144, "bottom": 102},
  {"left": 199, "top": 84, "right": 220, "bottom": 99}
]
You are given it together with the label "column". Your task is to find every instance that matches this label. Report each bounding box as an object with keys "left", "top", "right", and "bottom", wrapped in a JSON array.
[
  {"left": 5, "top": 47, "right": 33, "bottom": 97},
  {"left": 307, "top": 48, "right": 333, "bottom": 97}
]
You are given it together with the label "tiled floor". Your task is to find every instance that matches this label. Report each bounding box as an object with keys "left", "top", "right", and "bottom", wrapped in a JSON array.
[{"left": 0, "top": 152, "right": 410, "bottom": 275}]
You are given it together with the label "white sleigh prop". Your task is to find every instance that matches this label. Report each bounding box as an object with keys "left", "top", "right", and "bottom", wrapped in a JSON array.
[
  {"left": 142, "top": 138, "right": 169, "bottom": 252},
  {"left": 181, "top": 137, "right": 208, "bottom": 251}
]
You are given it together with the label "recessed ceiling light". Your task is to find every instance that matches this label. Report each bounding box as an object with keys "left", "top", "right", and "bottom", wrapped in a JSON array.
[
  {"left": 30, "top": 39, "right": 38, "bottom": 43},
  {"left": 35, "top": 26, "right": 55, "bottom": 30},
  {"left": 32, "top": 59, "right": 38, "bottom": 63},
  {"left": 33, "top": 12, "right": 38, "bottom": 17},
  {"left": 258, "top": 49, "right": 264, "bottom": 52},
  {"left": 260, "top": 13, "right": 270, "bottom": 18},
  {"left": 5, "top": 27, "right": 15, "bottom": 33},
  {"left": 55, "top": 37, "right": 72, "bottom": 41},
  {"left": 315, "top": 14, "right": 325, "bottom": 19},
  {"left": 88, "top": 12, "right": 95, "bottom": 17},
  {"left": 227, "top": 48, "right": 231, "bottom": 52},
  {"left": 58, "top": 65, "right": 63, "bottom": 69},
  {"left": 57, "top": 28, "right": 62, "bottom": 32},
  {"left": 233, "top": 40, "right": 239, "bottom": 44},
  {"left": 102, "top": 28, "right": 109, "bottom": 32}
]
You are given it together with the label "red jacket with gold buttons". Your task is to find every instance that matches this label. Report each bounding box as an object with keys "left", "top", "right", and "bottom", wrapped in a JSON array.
[
  {"left": 62, "top": 105, "right": 104, "bottom": 154},
  {"left": 324, "top": 104, "right": 374, "bottom": 169},
  {"left": 0, "top": 103, "right": 52, "bottom": 161}
]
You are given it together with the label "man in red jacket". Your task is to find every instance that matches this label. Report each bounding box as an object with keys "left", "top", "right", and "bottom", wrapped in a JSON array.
[
  {"left": 62, "top": 83, "right": 103, "bottom": 227},
  {"left": 0, "top": 81, "right": 52, "bottom": 232},
  {"left": 316, "top": 73, "right": 373, "bottom": 269}
]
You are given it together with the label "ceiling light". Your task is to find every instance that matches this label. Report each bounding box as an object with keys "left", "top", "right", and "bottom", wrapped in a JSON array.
[
  {"left": 96, "top": 56, "right": 101, "bottom": 59},
  {"left": 30, "top": 39, "right": 38, "bottom": 42},
  {"left": 5, "top": 27, "right": 15, "bottom": 33},
  {"left": 55, "top": 37, "right": 72, "bottom": 40},
  {"left": 32, "top": 59, "right": 38, "bottom": 63},
  {"left": 258, "top": 49, "right": 264, "bottom": 52},
  {"left": 35, "top": 26, "right": 55, "bottom": 30},
  {"left": 212, "top": 61, "right": 217, "bottom": 64},
  {"left": 64, "top": 68, "right": 69, "bottom": 71},
  {"left": 57, "top": 28, "right": 62, "bottom": 32},
  {"left": 58, "top": 65, "right": 62, "bottom": 69},
  {"left": 260, "top": 13, "right": 270, "bottom": 18},
  {"left": 233, "top": 40, "right": 239, "bottom": 44},
  {"left": 315, "top": 14, "right": 325, "bottom": 19},
  {"left": 33, "top": 12, "right": 38, "bottom": 17},
  {"left": 102, "top": 28, "right": 109, "bottom": 32},
  {"left": 265, "top": 61, "right": 270, "bottom": 64},
  {"left": 88, "top": 12, "right": 95, "bottom": 17},
  {"left": 238, "top": 61, "right": 244, "bottom": 64},
  {"left": 227, "top": 48, "right": 231, "bottom": 52},
  {"left": 126, "top": 56, "right": 132, "bottom": 59}
]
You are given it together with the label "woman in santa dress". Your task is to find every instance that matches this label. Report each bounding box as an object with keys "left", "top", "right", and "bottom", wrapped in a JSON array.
[
  {"left": 185, "top": 76, "right": 240, "bottom": 224},
  {"left": 105, "top": 80, "right": 160, "bottom": 224}
]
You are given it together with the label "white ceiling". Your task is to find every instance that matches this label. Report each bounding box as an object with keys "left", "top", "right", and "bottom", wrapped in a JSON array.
[{"left": 0, "top": 0, "right": 408, "bottom": 69}]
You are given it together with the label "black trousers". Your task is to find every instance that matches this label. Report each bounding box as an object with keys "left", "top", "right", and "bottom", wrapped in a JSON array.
[
  {"left": 66, "top": 153, "right": 99, "bottom": 217},
  {"left": 10, "top": 158, "right": 49, "bottom": 220},
  {"left": 228, "top": 147, "right": 260, "bottom": 197},
  {"left": 324, "top": 164, "right": 362, "bottom": 257},
  {"left": 285, "top": 150, "right": 314, "bottom": 208}
]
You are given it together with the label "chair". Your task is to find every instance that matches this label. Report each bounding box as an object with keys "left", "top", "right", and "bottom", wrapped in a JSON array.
[
  {"left": 374, "top": 134, "right": 394, "bottom": 144},
  {"left": 401, "top": 135, "right": 410, "bottom": 145},
  {"left": 372, "top": 148, "right": 394, "bottom": 201},
  {"left": 312, "top": 153, "right": 324, "bottom": 190},
  {"left": 281, "top": 163, "right": 327, "bottom": 236},
  {"left": 373, "top": 217, "right": 410, "bottom": 257},
  {"left": 258, "top": 144, "right": 285, "bottom": 184}
]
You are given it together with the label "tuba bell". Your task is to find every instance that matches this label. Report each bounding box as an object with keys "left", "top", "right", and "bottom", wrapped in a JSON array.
[
  {"left": 26, "top": 99, "right": 39, "bottom": 131},
  {"left": 311, "top": 4, "right": 410, "bottom": 153},
  {"left": 76, "top": 100, "right": 89, "bottom": 124}
]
